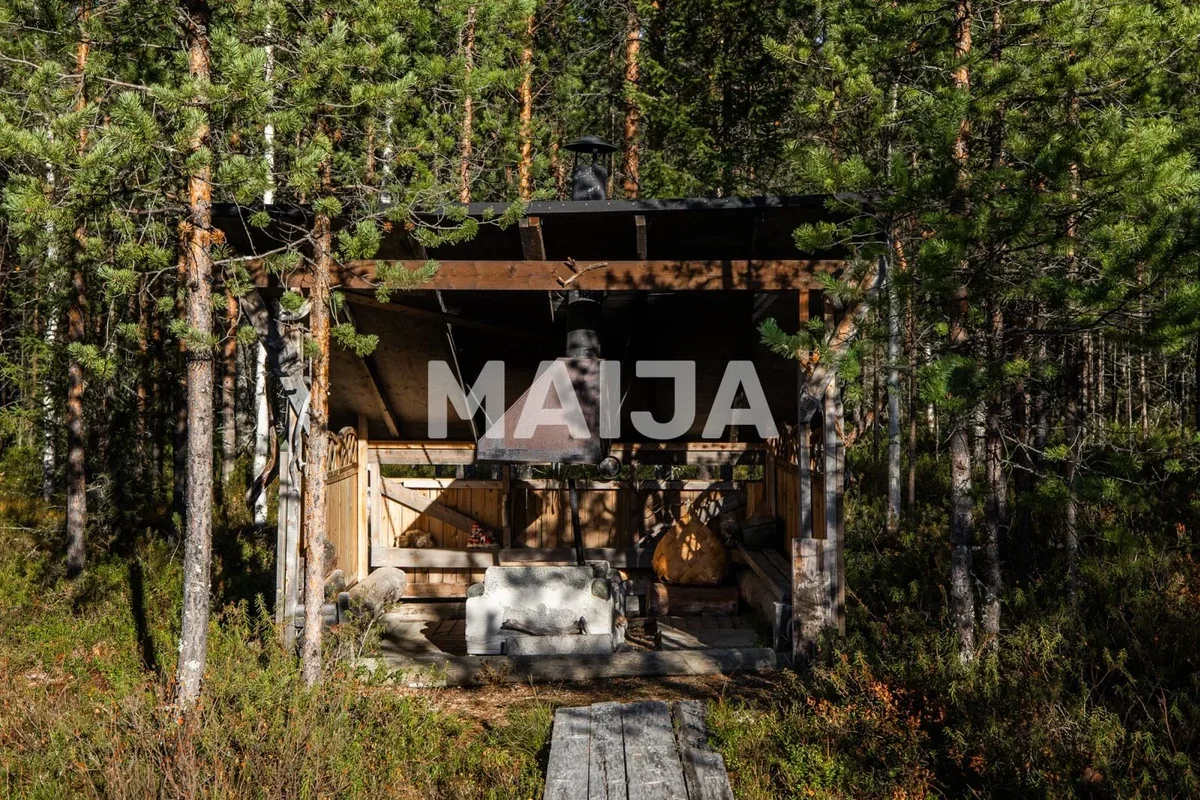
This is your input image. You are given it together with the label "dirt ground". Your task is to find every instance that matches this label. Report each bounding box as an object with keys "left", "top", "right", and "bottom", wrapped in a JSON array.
[{"left": 393, "top": 670, "right": 787, "bottom": 730}]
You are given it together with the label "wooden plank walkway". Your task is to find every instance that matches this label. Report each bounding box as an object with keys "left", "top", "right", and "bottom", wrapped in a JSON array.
[{"left": 545, "top": 700, "right": 734, "bottom": 800}]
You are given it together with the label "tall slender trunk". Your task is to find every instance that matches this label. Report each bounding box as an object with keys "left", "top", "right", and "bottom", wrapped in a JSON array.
[
  {"left": 982, "top": 301, "right": 1006, "bottom": 644},
  {"left": 1063, "top": 51, "right": 1082, "bottom": 604},
  {"left": 220, "top": 290, "right": 237, "bottom": 487},
  {"left": 252, "top": 343, "right": 270, "bottom": 528},
  {"left": 301, "top": 203, "right": 333, "bottom": 687},
  {"left": 458, "top": 6, "right": 476, "bottom": 203},
  {"left": 1195, "top": 335, "right": 1200, "bottom": 431},
  {"left": 175, "top": 0, "right": 215, "bottom": 711},
  {"left": 979, "top": 0, "right": 1006, "bottom": 647},
  {"left": 949, "top": 0, "right": 975, "bottom": 663},
  {"left": 65, "top": 268, "right": 87, "bottom": 576},
  {"left": 65, "top": 5, "right": 91, "bottom": 577},
  {"left": 885, "top": 247, "right": 902, "bottom": 533},
  {"left": 42, "top": 304, "right": 58, "bottom": 502},
  {"left": 622, "top": 5, "right": 641, "bottom": 197},
  {"left": 41, "top": 160, "right": 58, "bottom": 502},
  {"left": 263, "top": 32, "right": 276, "bottom": 205},
  {"left": 174, "top": 253, "right": 188, "bottom": 525},
  {"left": 517, "top": 13, "right": 535, "bottom": 201},
  {"left": 1137, "top": 276, "right": 1148, "bottom": 436},
  {"left": 906, "top": 247, "right": 917, "bottom": 507}
]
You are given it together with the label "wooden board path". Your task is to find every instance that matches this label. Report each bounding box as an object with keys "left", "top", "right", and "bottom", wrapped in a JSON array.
[{"left": 544, "top": 700, "right": 734, "bottom": 800}]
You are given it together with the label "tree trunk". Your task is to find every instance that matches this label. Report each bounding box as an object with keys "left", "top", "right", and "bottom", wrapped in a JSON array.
[
  {"left": 64, "top": 5, "right": 91, "bottom": 577},
  {"left": 982, "top": 301, "right": 1005, "bottom": 647},
  {"left": 1063, "top": 51, "right": 1082, "bottom": 604},
  {"left": 885, "top": 247, "right": 902, "bottom": 533},
  {"left": 65, "top": 268, "right": 87, "bottom": 576},
  {"left": 252, "top": 342, "right": 270, "bottom": 528},
  {"left": 905, "top": 246, "right": 917, "bottom": 508},
  {"left": 517, "top": 14, "right": 535, "bottom": 201},
  {"left": 949, "top": 0, "right": 975, "bottom": 663},
  {"left": 301, "top": 208, "right": 333, "bottom": 687},
  {"left": 220, "top": 289, "right": 237, "bottom": 487},
  {"left": 42, "top": 310, "right": 57, "bottom": 502},
  {"left": 458, "top": 5, "right": 476, "bottom": 203},
  {"left": 979, "top": 0, "right": 1005, "bottom": 642},
  {"left": 175, "top": 0, "right": 215, "bottom": 712},
  {"left": 622, "top": 6, "right": 641, "bottom": 197}
]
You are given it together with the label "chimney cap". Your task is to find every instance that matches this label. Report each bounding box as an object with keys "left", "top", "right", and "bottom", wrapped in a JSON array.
[{"left": 565, "top": 135, "right": 618, "bottom": 155}]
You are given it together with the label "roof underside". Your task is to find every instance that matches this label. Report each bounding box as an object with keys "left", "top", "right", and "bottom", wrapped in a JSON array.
[
  {"left": 216, "top": 195, "right": 847, "bottom": 440},
  {"left": 217, "top": 194, "right": 852, "bottom": 270}
]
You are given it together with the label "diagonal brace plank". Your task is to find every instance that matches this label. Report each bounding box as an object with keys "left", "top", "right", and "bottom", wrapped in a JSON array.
[{"left": 381, "top": 478, "right": 488, "bottom": 534}]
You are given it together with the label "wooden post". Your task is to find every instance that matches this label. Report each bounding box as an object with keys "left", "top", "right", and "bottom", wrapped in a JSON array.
[
  {"left": 501, "top": 464, "right": 513, "bottom": 548},
  {"left": 797, "top": 286, "right": 812, "bottom": 541},
  {"left": 368, "top": 451, "right": 383, "bottom": 564},
  {"left": 764, "top": 445, "right": 776, "bottom": 520},
  {"left": 791, "top": 537, "right": 828, "bottom": 665},
  {"left": 798, "top": 422, "right": 812, "bottom": 540},
  {"left": 355, "top": 414, "right": 370, "bottom": 584}
]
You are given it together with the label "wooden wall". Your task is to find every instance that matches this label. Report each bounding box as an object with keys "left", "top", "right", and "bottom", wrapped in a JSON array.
[
  {"left": 768, "top": 426, "right": 824, "bottom": 548},
  {"left": 378, "top": 478, "right": 761, "bottom": 589},
  {"left": 323, "top": 428, "right": 368, "bottom": 586}
]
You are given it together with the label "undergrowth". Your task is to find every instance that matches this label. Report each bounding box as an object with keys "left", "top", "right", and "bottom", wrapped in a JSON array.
[
  {"left": 0, "top": 453, "right": 549, "bottom": 799},
  {"left": 709, "top": 446, "right": 1200, "bottom": 798}
]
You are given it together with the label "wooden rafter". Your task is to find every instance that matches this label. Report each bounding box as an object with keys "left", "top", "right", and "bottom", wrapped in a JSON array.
[{"left": 359, "top": 352, "right": 402, "bottom": 438}]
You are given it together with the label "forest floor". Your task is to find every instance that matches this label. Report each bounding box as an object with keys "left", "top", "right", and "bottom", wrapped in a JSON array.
[{"left": 1, "top": 448, "right": 1197, "bottom": 798}]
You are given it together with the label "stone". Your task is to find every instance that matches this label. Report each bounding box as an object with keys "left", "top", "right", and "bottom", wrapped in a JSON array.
[{"left": 347, "top": 567, "right": 408, "bottom": 617}]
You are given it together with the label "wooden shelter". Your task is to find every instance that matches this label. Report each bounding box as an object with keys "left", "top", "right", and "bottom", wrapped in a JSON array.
[{"left": 227, "top": 194, "right": 858, "bottom": 669}]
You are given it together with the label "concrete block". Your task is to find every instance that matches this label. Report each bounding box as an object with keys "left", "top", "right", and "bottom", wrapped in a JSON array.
[
  {"left": 504, "top": 633, "right": 615, "bottom": 656},
  {"left": 466, "top": 564, "right": 616, "bottom": 655}
]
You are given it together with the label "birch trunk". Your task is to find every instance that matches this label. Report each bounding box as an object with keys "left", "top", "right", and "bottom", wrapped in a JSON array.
[
  {"left": 175, "top": 0, "right": 215, "bottom": 711},
  {"left": 220, "top": 289, "right": 237, "bottom": 487},
  {"left": 252, "top": 343, "right": 270, "bottom": 528}
]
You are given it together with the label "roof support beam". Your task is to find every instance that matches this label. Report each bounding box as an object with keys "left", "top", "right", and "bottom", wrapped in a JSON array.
[
  {"left": 360, "top": 353, "right": 402, "bottom": 438},
  {"left": 250, "top": 259, "right": 842, "bottom": 291},
  {"left": 634, "top": 214, "right": 648, "bottom": 260},
  {"left": 519, "top": 216, "right": 547, "bottom": 260}
]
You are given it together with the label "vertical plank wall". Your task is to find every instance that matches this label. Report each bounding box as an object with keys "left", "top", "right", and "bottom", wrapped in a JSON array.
[{"left": 323, "top": 428, "right": 366, "bottom": 585}]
